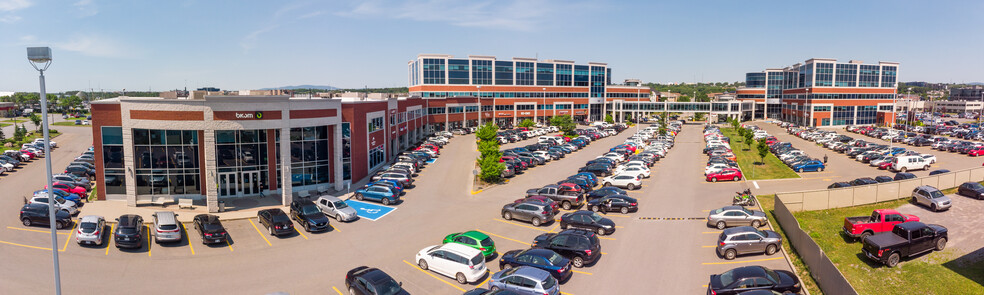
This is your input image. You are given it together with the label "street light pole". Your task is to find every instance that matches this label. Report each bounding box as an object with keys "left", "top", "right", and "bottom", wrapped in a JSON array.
[
  {"left": 542, "top": 88, "right": 546, "bottom": 125},
  {"left": 27, "top": 47, "right": 61, "bottom": 295},
  {"left": 477, "top": 86, "right": 482, "bottom": 127}
]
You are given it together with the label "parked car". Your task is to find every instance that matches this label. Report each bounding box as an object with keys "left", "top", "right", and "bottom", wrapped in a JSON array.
[
  {"left": 114, "top": 214, "right": 145, "bottom": 249},
  {"left": 874, "top": 176, "right": 894, "bottom": 183},
  {"left": 706, "top": 168, "right": 743, "bottom": 182},
  {"left": 486, "top": 266, "right": 560, "bottom": 295},
  {"left": 315, "top": 196, "right": 358, "bottom": 222},
  {"left": 28, "top": 195, "right": 78, "bottom": 215},
  {"left": 75, "top": 215, "right": 105, "bottom": 246},
  {"left": 415, "top": 243, "right": 488, "bottom": 284},
  {"left": 861, "top": 222, "right": 948, "bottom": 267},
  {"left": 499, "top": 248, "right": 572, "bottom": 281},
  {"left": 257, "top": 208, "right": 294, "bottom": 236},
  {"left": 192, "top": 214, "right": 228, "bottom": 245},
  {"left": 706, "top": 266, "right": 802, "bottom": 295},
  {"left": 910, "top": 185, "right": 951, "bottom": 212},
  {"left": 928, "top": 169, "right": 950, "bottom": 176},
  {"left": 707, "top": 206, "right": 768, "bottom": 230},
  {"left": 559, "top": 210, "right": 616, "bottom": 235},
  {"left": 516, "top": 195, "right": 560, "bottom": 212},
  {"left": 344, "top": 266, "right": 409, "bottom": 295},
  {"left": 19, "top": 203, "right": 72, "bottom": 229},
  {"left": 893, "top": 172, "right": 917, "bottom": 181},
  {"left": 890, "top": 155, "right": 930, "bottom": 172},
  {"left": 354, "top": 185, "right": 400, "bottom": 205},
  {"left": 716, "top": 226, "right": 782, "bottom": 260},
  {"left": 586, "top": 195, "right": 637, "bottom": 214},
  {"left": 791, "top": 160, "right": 825, "bottom": 172},
  {"left": 152, "top": 211, "right": 182, "bottom": 243},
  {"left": 501, "top": 202, "right": 555, "bottom": 226},
  {"left": 842, "top": 209, "right": 920, "bottom": 241},
  {"left": 531, "top": 230, "right": 602, "bottom": 268},
  {"left": 525, "top": 184, "right": 584, "bottom": 210},
  {"left": 827, "top": 182, "right": 852, "bottom": 189},
  {"left": 849, "top": 177, "right": 878, "bottom": 186},
  {"left": 443, "top": 230, "right": 496, "bottom": 259},
  {"left": 584, "top": 186, "right": 626, "bottom": 202},
  {"left": 289, "top": 200, "right": 331, "bottom": 232},
  {"left": 601, "top": 174, "right": 642, "bottom": 190},
  {"left": 957, "top": 181, "right": 984, "bottom": 199}
]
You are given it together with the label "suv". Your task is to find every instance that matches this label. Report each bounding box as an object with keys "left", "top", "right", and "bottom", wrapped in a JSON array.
[
  {"left": 114, "top": 214, "right": 145, "bottom": 249},
  {"left": 501, "top": 202, "right": 556, "bottom": 226},
  {"left": 531, "top": 230, "right": 602, "bottom": 268},
  {"left": 289, "top": 200, "right": 331, "bottom": 232},
  {"left": 716, "top": 226, "right": 782, "bottom": 260},
  {"left": 152, "top": 211, "right": 181, "bottom": 243},
  {"left": 19, "top": 203, "right": 73, "bottom": 229},
  {"left": 257, "top": 208, "right": 294, "bottom": 236},
  {"left": 911, "top": 186, "right": 951, "bottom": 212}
]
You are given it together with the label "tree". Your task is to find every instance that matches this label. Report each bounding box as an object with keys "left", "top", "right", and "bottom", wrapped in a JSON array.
[
  {"left": 624, "top": 112, "right": 633, "bottom": 123},
  {"left": 550, "top": 115, "right": 577, "bottom": 137},
  {"left": 476, "top": 123, "right": 504, "bottom": 183},
  {"left": 693, "top": 112, "right": 705, "bottom": 121},
  {"left": 604, "top": 114, "right": 614, "bottom": 124},
  {"left": 743, "top": 129, "right": 754, "bottom": 150},
  {"left": 28, "top": 113, "right": 41, "bottom": 131},
  {"left": 757, "top": 138, "right": 769, "bottom": 165},
  {"left": 517, "top": 119, "right": 535, "bottom": 128},
  {"left": 677, "top": 96, "right": 691, "bottom": 102}
]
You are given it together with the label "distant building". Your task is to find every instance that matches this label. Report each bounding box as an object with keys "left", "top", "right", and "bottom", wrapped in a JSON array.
[
  {"left": 657, "top": 91, "right": 681, "bottom": 102},
  {"left": 711, "top": 93, "right": 736, "bottom": 101},
  {"left": 197, "top": 87, "right": 220, "bottom": 92},
  {"left": 950, "top": 87, "right": 984, "bottom": 101},
  {"left": 928, "top": 100, "right": 982, "bottom": 113}
]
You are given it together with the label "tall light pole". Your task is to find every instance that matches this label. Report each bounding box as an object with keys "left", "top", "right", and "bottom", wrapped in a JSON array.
[
  {"left": 477, "top": 85, "right": 482, "bottom": 127},
  {"left": 27, "top": 47, "right": 61, "bottom": 295},
  {"left": 541, "top": 87, "right": 546, "bottom": 125}
]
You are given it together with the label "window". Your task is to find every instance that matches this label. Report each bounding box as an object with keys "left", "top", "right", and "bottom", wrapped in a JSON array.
[
  {"left": 368, "top": 117, "right": 384, "bottom": 133},
  {"left": 422, "top": 58, "right": 446, "bottom": 84},
  {"left": 471, "top": 60, "right": 492, "bottom": 85},
  {"left": 516, "top": 62, "right": 534, "bottom": 85},
  {"left": 285, "top": 126, "right": 331, "bottom": 187},
  {"left": 495, "top": 61, "right": 514, "bottom": 85},
  {"left": 102, "top": 127, "right": 126, "bottom": 195},
  {"left": 369, "top": 146, "right": 386, "bottom": 170},
  {"left": 134, "top": 128, "right": 201, "bottom": 196},
  {"left": 447, "top": 59, "right": 469, "bottom": 84},
  {"left": 342, "top": 123, "right": 351, "bottom": 181}
]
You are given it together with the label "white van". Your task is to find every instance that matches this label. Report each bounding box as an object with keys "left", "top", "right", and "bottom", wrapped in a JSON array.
[{"left": 891, "top": 155, "right": 930, "bottom": 172}]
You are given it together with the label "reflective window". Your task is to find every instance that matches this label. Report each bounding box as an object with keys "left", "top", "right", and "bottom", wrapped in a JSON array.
[{"left": 134, "top": 128, "right": 201, "bottom": 196}]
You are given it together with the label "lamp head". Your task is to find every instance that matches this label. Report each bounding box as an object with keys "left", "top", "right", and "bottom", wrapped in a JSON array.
[{"left": 27, "top": 47, "right": 52, "bottom": 63}]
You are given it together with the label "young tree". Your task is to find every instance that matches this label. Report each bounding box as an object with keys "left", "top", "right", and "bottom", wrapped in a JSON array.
[
  {"left": 756, "top": 138, "right": 769, "bottom": 165},
  {"left": 517, "top": 119, "right": 535, "bottom": 128},
  {"left": 743, "top": 129, "right": 753, "bottom": 149},
  {"left": 604, "top": 114, "right": 614, "bottom": 124},
  {"left": 28, "top": 113, "right": 41, "bottom": 131},
  {"left": 550, "top": 115, "right": 577, "bottom": 137},
  {"left": 476, "top": 123, "right": 504, "bottom": 183}
]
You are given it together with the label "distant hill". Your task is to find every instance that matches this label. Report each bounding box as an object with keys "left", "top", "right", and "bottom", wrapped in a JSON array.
[
  {"left": 968, "top": 82, "right": 984, "bottom": 86},
  {"left": 261, "top": 85, "right": 338, "bottom": 90}
]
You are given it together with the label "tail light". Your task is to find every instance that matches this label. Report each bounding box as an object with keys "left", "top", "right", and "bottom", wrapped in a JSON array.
[
  {"left": 877, "top": 249, "right": 886, "bottom": 257},
  {"left": 630, "top": 203, "right": 637, "bottom": 206},
  {"left": 720, "top": 242, "right": 725, "bottom": 246},
  {"left": 479, "top": 248, "right": 486, "bottom": 252},
  {"left": 469, "top": 265, "right": 476, "bottom": 270},
  {"left": 584, "top": 249, "right": 592, "bottom": 256}
]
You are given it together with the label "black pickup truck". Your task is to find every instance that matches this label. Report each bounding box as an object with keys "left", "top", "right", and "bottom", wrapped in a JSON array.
[{"left": 861, "top": 221, "right": 948, "bottom": 267}]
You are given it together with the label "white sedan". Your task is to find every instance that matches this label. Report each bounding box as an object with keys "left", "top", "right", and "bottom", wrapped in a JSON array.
[
  {"left": 705, "top": 163, "right": 734, "bottom": 175},
  {"left": 921, "top": 154, "right": 937, "bottom": 164},
  {"left": 602, "top": 174, "right": 642, "bottom": 190}
]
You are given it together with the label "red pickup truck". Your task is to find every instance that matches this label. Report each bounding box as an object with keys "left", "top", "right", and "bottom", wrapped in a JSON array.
[{"left": 843, "top": 209, "right": 919, "bottom": 240}]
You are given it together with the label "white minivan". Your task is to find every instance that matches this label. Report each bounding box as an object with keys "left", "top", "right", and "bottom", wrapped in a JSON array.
[
  {"left": 415, "top": 243, "right": 488, "bottom": 284},
  {"left": 891, "top": 155, "right": 930, "bottom": 172}
]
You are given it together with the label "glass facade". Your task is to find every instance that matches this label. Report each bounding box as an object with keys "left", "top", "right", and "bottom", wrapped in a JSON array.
[
  {"left": 590, "top": 66, "right": 606, "bottom": 98},
  {"left": 341, "top": 123, "right": 351, "bottom": 181},
  {"left": 133, "top": 129, "right": 201, "bottom": 197},
  {"left": 102, "top": 127, "right": 126, "bottom": 195},
  {"left": 283, "top": 126, "right": 331, "bottom": 187},
  {"left": 880, "top": 66, "right": 897, "bottom": 88},
  {"left": 574, "top": 65, "right": 589, "bottom": 87},
  {"left": 516, "top": 62, "right": 534, "bottom": 85},
  {"left": 859, "top": 65, "right": 880, "bottom": 87},
  {"left": 423, "top": 59, "right": 445, "bottom": 84},
  {"left": 448, "top": 59, "right": 470, "bottom": 85},
  {"left": 766, "top": 72, "right": 784, "bottom": 98},
  {"left": 471, "top": 60, "right": 492, "bottom": 85},
  {"left": 856, "top": 105, "right": 878, "bottom": 125},
  {"left": 494, "top": 61, "right": 513, "bottom": 85},
  {"left": 216, "top": 129, "right": 268, "bottom": 195},
  {"left": 832, "top": 106, "right": 855, "bottom": 126},
  {"left": 536, "top": 63, "right": 554, "bottom": 86},
  {"left": 745, "top": 73, "right": 766, "bottom": 88},
  {"left": 556, "top": 64, "right": 572, "bottom": 86},
  {"left": 814, "top": 63, "right": 833, "bottom": 86},
  {"left": 835, "top": 64, "right": 857, "bottom": 87}
]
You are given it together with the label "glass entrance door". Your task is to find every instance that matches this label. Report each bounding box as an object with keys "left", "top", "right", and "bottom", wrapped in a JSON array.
[
  {"left": 218, "top": 172, "right": 237, "bottom": 197},
  {"left": 242, "top": 171, "right": 260, "bottom": 195}
]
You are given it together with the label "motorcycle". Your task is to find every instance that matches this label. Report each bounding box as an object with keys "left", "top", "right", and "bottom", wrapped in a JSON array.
[{"left": 733, "top": 189, "right": 756, "bottom": 206}]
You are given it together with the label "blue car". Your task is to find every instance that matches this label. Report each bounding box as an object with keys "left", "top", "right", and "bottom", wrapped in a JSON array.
[
  {"left": 791, "top": 160, "right": 825, "bottom": 172},
  {"left": 366, "top": 180, "right": 404, "bottom": 195},
  {"left": 34, "top": 189, "right": 82, "bottom": 205},
  {"left": 575, "top": 172, "right": 599, "bottom": 186},
  {"left": 499, "top": 248, "right": 573, "bottom": 282},
  {"left": 354, "top": 185, "right": 400, "bottom": 205},
  {"left": 889, "top": 147, "right": 907, "bottom": 155}
]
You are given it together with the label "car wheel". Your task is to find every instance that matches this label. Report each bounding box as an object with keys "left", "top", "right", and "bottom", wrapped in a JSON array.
[
  {"left": 304, "top": 224, "right": 311, "bottom": 232},
  {"left": 931, "top": 204, "right": 937, "bottom": 211},
  {"left": 603, "top": 182, "right": 611, "bottom": 187},
  {"left": 820, "top": 167, "right": 825, "bottom": 172},
  {"left": 887, "top": 253, "right": 900, "bottom": 267},
  {"left": 911, "top": 197, "right": 918, "bottom": 204},
  {"left": 797, "top": 168, "right": 802, "bottom": 172},
  {"left": 531, "top": 217, "right": 541, "bottom": 226},
  {"left": 268, "top": 226, "right": 274, "bottom": 236},
  {"left": 597, "top": 227, "right": 606, "bottom": 235},
  {"left": 716, "top": 221, "right": 726, "bottom": 230},
  {"left": 490, "top": 286, "right": 500, "bottom": 291},
  {"left": 711, "top": 178, "right": 718, "bottom": 182},
  {"left": 620, "top": 207, "right": 629, "bottom": 214},
  {"left": 936, "top": 237, "right": 947, "bottom": 251},
  {"left": 900, "top": 167, "right": 907, "bottom": 172},
  {"left": 924, "top": 165, "right": 930, "bottom": 171},
  {"left": 355, "top": 193, "right": 364, "bottom": 201},
  {"left": 562, "top": 201, "right": 572, "bottom": 210},
  {"left": 418, "top": 259, "right": 429, "bottom": 270},
  {"left": 22, "top": 218, "right": 31, "bottom": 226},
  {"left": 733, "top": 176, "right": 740, "bottom": 181},
  {"left": 572, "top": 256, "right": 584, "bottom": 268},
  {"left": 751, "top": 220, "right": 761, "bottom": 228},
  {"left": 382, "top": 198, "right": 391, "bottom": 205},
  {"left": 725, "top": 249, "right": 736, "bottom": 260},
  {"left": 627, "top": 183, "right": 635, "bottom": 190},
  {"left": 592, "top": 205, "right": 600, "bottom": 212},
  {"left": 766, "top": 244, "right": 778, "bottom": 255},
  {"left": 503, "top": 212, "right": 512, "bottom": 220},
  {"left": 55, "top": 221, "right": 64, "bottom": 230},
  {"left": 349, "top": 287, "right": 356, "bottom": 295},
  {"left": 860, "top": 231, "right": 872, "bottom": 241},
  {"left": 456, "top": 273, "right": 467, "bottom": 284},
  {"left": 560, "top": 223, "right": 568, "bottom": 230}
]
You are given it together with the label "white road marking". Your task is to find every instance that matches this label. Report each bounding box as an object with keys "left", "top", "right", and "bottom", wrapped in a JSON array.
[{"left": 753, "top": 181, "right": 760, "bottom": 189}]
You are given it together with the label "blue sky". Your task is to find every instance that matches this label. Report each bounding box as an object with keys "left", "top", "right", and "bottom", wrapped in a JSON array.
[{"left": 1, "top": 0, "right": 982, "bottom": 92}]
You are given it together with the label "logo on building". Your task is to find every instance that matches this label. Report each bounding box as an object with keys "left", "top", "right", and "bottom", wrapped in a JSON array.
[
  {"left": 234, "top": 111, "right": 264, "bottom": 119},
  {"left": 255, "top": 111, "right": 263, "bottom": 119}
]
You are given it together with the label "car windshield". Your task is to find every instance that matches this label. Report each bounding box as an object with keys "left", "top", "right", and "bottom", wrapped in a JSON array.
[
  {"left": 542, "top": 275, "right": 557, "bottom": 290},
  {"left": 713, "top": 208, "right": 724, "bottom": 214},
  {"left": 80, "top": 222, "right": 98, "bottom": 233},
  {"left": 718, "top": 269, "right": 737, "bottom": 286},
  {"left": 741, "top": 208, "right": 754, "bottom": 215},
  {"left": 333, "top": 201, "right": 348, "bottom": 209},
  {"left": 373, "top": 277, "right": 404, "bottom": 295},
  {"left": 301, "top": 205, "right": 320, "bottom": 215},
  {"left": 203, "top": 223, "right": 224, "bottom": 231},
  {"left": 764, "top": 268, "right": 780, "bottom": 284},
  {"left": 120, "top": 227, "right": 138, "bottom": 235},
  {"left": 929, "top": 190, "right": 945, "bottom": 199},
  {"left": 272, "top": 214, "right": 290, "bottom": 223},
  {"left": 970, "top": 183, "right": 984, "bottom": 190}
]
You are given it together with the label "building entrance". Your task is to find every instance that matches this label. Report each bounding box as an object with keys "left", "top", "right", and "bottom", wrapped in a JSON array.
[{"left": 218, "top": 171, "right": 261, "bottom": 197}]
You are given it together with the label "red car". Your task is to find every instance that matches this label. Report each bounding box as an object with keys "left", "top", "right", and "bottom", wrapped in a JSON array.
[
  {"left": 556, "top": 182, "right": 584, "bottom": 195},
  {"left": 968, "top": 146, "right": 984, "bottom": 156},
  {"left": 514, "top": 195, "right": 560, "bottom": 211},
  {"left": 877, "top": 161, "right": 893, "bottom": 170},
  {"left": 765, "top": 137, "right": 778, "bottom": 145},
  {"left": 46, "top": 182, "right": 87, "bottom": 195},
  {"left": 706, "top": 168, "right": 743, "bottom": 182}
]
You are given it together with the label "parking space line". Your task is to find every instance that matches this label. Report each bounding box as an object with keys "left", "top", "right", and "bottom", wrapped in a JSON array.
[
  {"left": 702, "top": 231, "right": 721, "bottom": 234},
  {"left": 478, "top": 274, "right": 492, "bottom": 287},
  {"left": 493, "top": 219, "right": 549, "bottom": 232},
  {"left": 294, "top": 227, "right": 309, "bottom": 240},
  {"left": 560, "top": 292, "right": 575, "bottom": 295},
  {"left": 402, "top": 259, "right": 466, "bottom": 292},
  {"left": 702, "top": 245, "right": 716, "bottom": 248},
  {"left": 572, "top": 270, "right": 593, "bottom": 275},
  {"left": 147, "top": 227, "right": 152, "bottom": 257},
  {"left": 106, "top": 224, "right": 114, "bottom": 255},
  {"left": 701, "top": 257, "right": 784, "bottom": 265},
  {"left": 330, "top": 225, "right": 341, "bottom": 232},
  {"left": 332, "top": 286, "right": 343, "bottom": 295},
  {"left": 614, "top": 226, "right": 625, "bottom": 228},
  {"left": 547, "top": 224, "right": 560, "bottom": 233},
  {"left": 701, "top": 210, "right": 711, "bottom": 212},
  {"left": 476, "top": 230, "right": 530, "bottom": 246},
  {"left": 0, "top": 239, "right": 52, "bottom": 251},
  {"left": 181, "top": 223, "right": 195, "bottom": 255},
  {"left": 7, "top": 226, "right": 70, "bottom": 235},
  {"left": 598, "top": 236, "right": 616, "bottom": 241},
  {"left": 248, "top": 218, "right": 272, "bottom": 246},
  {"left": 226, "top": 239, "right": 234, "bottom": 251},
  {"left": 60, "top": 222, "right": 76, "bottom": 252}
]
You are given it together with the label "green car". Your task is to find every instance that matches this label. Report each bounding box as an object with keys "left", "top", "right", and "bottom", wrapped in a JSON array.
[{"left": 443, "top": 230, "right": 496, "bottom": 258}]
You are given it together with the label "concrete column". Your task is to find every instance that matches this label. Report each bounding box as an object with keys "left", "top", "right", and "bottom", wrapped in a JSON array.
[
  {"left": 334, "top": 124, "right": 344, "bottom": 191},
  {"left": 280, "top": 126, "right": 292, "bottom": 206},
  {"left": 203, "top": 129, "right": 219, "bottom": 212},
  {"left": 121, "top": 127, "right": 136, "bottom": 207}
]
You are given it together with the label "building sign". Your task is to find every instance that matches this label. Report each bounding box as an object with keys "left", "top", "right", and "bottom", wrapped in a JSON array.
[
  {"left": 234, "top": 111, "right": 263, "bottom": 119},
  {"left": 558, "top": 111, "right": 569, "bottom": 115},
  {"left": 575, "top": 111, "right": 586, "bottom": 115},
  {"left": 368, "top": 132, "right": 384, "bottom": 149},
  {"left": 213, "top": 110, "right": 280, "bottom": 120},
  {"left": 497, "top": 112, "right": 512, "bottom": 116},
  {"left": 519, "top": 111, "right": 532, "bottom": 116}
]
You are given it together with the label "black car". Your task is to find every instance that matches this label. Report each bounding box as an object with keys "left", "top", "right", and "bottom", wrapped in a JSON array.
[
  {"left": 559, "top": 210, "right": 615, "bottom": 235},
  {"left": 499, "top": 248, "right": 573, "bottom": 281},
  {"left": 707, "top": 266, "right": 802, "bottom": 295},
  {"left": 957, "top": 181, "right": 984, "bottom": 199},
  {"left": 928, "top": 169, "right": 950, "bottom": 176},
  {"left": 64, "top": 165, "right": 95, "bottom": 179},
  {"left": 585, "top": 187, "right": 626, "bottom": 202},
  {"left": 114, "top": 214, "right": 145, "bottom": 249},
  {"left": 861, "top": 222, "right": 948, "bottom": 267},
  {"left": 257, "top": 208, "right": 294, "bottom": 236},
  {"left": 893, "top": 172, "right": 917, "bottom": 181},
  {"left": 827, "top": 182, "right": 852, "bottom": 189},
  {"left": 192, "top": 214, "right": 228, "bottom": 244},
  {"left": 290, "top": 200, "right": 331, "bottom": 232},
  {"left": 344, "top": 266, "right": 409, "bottom": 295},
  {"left": 849, "top": 177, "right": 878, "bottom": 186},
  {"left": 19, "top": 203, "right": 72, "bottom": 229},
  {"left": 577, "top": 164, "right": 611, "bottom": 177},
  {"left": 874, "top": 176, "right": 894, "bottom": 183},
  {"left": 462, "top": 288, "right": 520, "bottom": 295},
  {"left": 587, "top": 195, "right": 638, "bottom": 214},
  {"left": 531, "top": 230, "right": 602, "bottom": 268}
]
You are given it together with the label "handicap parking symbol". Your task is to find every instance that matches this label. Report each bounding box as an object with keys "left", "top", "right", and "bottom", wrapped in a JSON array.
[{"left": 344, "top": 200, "right": 397, "bottom": 221}]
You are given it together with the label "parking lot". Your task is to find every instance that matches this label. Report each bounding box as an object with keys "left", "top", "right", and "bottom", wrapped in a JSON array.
[{"left": 0, "top": 123, "right": 795, "bottom": 294}]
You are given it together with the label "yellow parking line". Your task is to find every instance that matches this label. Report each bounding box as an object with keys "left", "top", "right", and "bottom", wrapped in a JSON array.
[
  {"left": 493, "top": 219, "right": 549, "bottom": 232},
  {"left": 0, "top": 239, "right": 52, "bottom": 251},
  {"left": 294, "top": 227, "right": 309, "bottom": 240},
  {"left": 7, "top": 226, "right": 70, "bottom": 235},
  {"left": 226, "top": 239, "right": 234, "bottom": 252},
  {"left": 402, "top": 260, "right": 466, "bottom": 292},
  {"left": 106, "top": 224, "right": 114, "bottom": 255},
  {"left": 478, "top": 274, "right": 492, "bottom": 287},
  {"left": 614, "top": 226, "right": 625, "bottom": 228},
  {"left": 248, "top": 218, "right": 272, "bottom": 246},
  {"left": 476, "top": 230, "right": 530, "bottom": 246},
  {"left": 598, "top": 236, "right": 616, "bottom": 241},
  {"left": 181, "top": 223, "right": 195, "bottom": 255},
  {"left": 560, "top": 292, "right": 575, "bottom": 295},
  {"left": 572, "top": 270, "right": 593, "bottom": 275},
  {"left": 702, "top": 245, "right": 717, "bottom": 248},
  {"left": 331, "top": 225, "right": 341, "bottom": 232},
  {"left": 147, "top": 227, "right": 152, "bottom": 257},
  {"left": 701, "top": 210, "right": 711, "bottom": 212},
  {"left": 702, "top": 257, "right": 784, "bottom": 265},
  {"left": 60, "top": 222, "right": 76, "bottom": 252},
  {"left": 547, "top": 224, "right": 560, "bottom": 233},
  {"left": 702, "top": 231, "right": 722, "bottom": 234},
  {"left": 332, "top": 286, "right": 343, "bottom": 295}
]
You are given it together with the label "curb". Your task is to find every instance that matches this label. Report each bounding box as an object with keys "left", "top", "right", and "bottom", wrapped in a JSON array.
[{"left": 757, "top": 194, "right": 812, "bottom": 295}]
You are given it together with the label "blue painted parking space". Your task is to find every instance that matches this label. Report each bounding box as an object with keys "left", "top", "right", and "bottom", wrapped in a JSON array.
[
  {"left": 344, "top": 200, "right": 397, "bottom": 221},
  {"left": 426, "top": 158, "right": 436, "bottom": 164}
]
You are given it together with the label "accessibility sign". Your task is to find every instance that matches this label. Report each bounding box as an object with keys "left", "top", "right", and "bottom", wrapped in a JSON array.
[{"left": 344, "top": 200, "right": 397, "bottom": 221}]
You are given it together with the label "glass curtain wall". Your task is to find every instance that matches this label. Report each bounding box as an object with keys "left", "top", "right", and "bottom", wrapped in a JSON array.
[
  {"left": 133, "top": 129, "right": 201, "bottom": 197},
  {"left": 279, "top": 126, "right": 331, "bottom": 187},
  {"left": 216, "top": 130, "right": 268, "bottom": 195},
  {"left": 101, "top": 127, "right": 126, "bottom": 195}
]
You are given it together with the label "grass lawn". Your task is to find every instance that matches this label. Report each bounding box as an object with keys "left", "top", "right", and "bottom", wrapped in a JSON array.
[
  {"left": 53, "top": 121, "right": 87, "bottom": 127},
  {"left": 757, "top": 194, "right": 822, "bottom": 295},
  {"left": 722, "top": 128, "right": 800, "bottom": 180},
  {"left": 793, "top": 198, "right": 984, "bottom": 295}
]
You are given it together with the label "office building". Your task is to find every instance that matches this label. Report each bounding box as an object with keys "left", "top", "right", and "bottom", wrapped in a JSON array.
[{"left": 950, "top": 87, "right": 984, "bottom": 101}]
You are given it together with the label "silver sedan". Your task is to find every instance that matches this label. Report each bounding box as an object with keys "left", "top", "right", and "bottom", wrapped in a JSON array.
[{"left": 707, "top": 206, "right": 768, "bottom": 230}]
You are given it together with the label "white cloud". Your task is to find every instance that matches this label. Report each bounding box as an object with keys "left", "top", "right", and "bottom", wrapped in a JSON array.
[
  {"left": 299, "top": 10, "right": 324, "bottom": 19},
  {"left": 0, "top": 0, "right": 32, "bottom": 12},
  {"left": 54, "top": 34, "right": 141, "bottom": 59},
  {"left": 73, "top": 0, "right": 98, "bottom": 17},
  {"left": 337, "top": 0, "right": 595, "bottom": 32},
  {"left": 240, "top": 25, "right": 278, "bottom": 52},
  {"left": 0, "top": 14, "right": 19, "bottom": 22}
]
